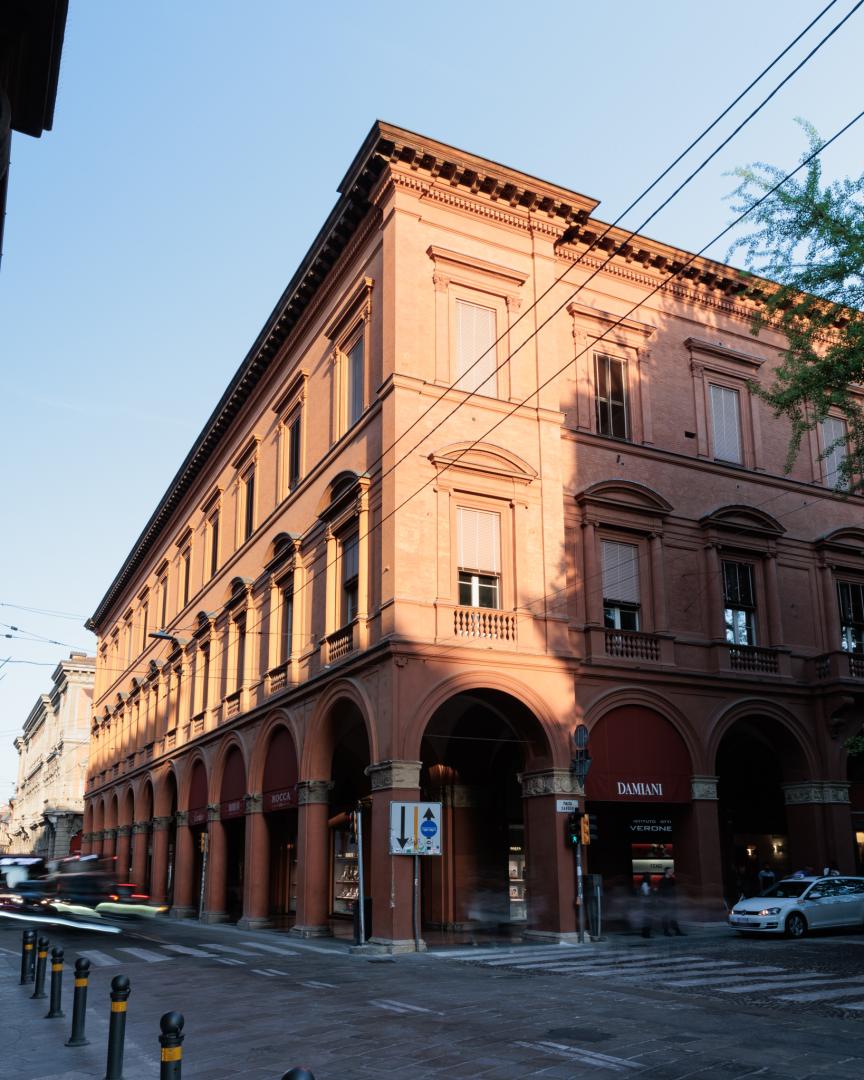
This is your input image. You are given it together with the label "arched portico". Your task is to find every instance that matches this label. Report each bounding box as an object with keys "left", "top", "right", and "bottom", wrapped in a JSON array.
[
  {"left": 171, "top": 756, "right": 209, "bottom": 919},
  {"left": 203, "top": 740, "right": 248, "bottom": 923},
  {"left": 131, "top": 780, "right": 154, "bottom": 894}
]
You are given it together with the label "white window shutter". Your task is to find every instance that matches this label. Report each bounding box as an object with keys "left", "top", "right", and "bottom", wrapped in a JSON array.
[
  {"left": 601, "top": 541, "right": 640, "bottom": 604},
  {"left": 456, "top": 300, "right": 497, "bottom": 397},
  {"left": 709, "top": 384, "right": 742, "bottom": 463},
  {"left": 820, "top": 417, "right": 847, "bottom": 487},
  {"left": 458, "top": 508, "right": 501, "bottom": 573}
]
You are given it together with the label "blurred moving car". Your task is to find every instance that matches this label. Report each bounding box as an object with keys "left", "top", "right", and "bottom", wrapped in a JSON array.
[
  {"left": 95, "top": 883, "right": 168, "bottom": 919},
  {"left": 0, "top": 877, "right": 55, "bottom": 914},
  {"left": 729, "top": 876, "right": 864, "bottom": 937}
]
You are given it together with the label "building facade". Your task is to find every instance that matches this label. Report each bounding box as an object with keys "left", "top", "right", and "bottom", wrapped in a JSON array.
[
  {"left": 83, "top": 123, "right": 864, "bottom": 946},
  {"left": 8, "top": 652, "right": 94, "bottom": 858}
]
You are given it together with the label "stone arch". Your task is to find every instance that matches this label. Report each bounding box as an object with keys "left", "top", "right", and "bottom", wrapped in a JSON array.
[
  {"left": 707, "top": 698, "right": 818, "bottom": 778},
  {"left": 316, "top": 470, "right": 360, "bottom": 517},
  {"left": 179, "top": 754, "right": 209, "bottom": 813},
  {"left": 83, "top": 801, "right": 93, "bottom": 834},
  {"left": 137, "top": 777, "right": 155, "bottom": 823},
  {"left": 302, "top": 678, "right": 378, "bottom": 777},
  {"left": 94, "top": 798, "right": 105, "bottom": 833},
  {"left": 155, "top": 767, "right": 179, "bottom": 818},
  {"left": 404, "top": 670, "right": 563, "bottom": 769},
  {"left": 248, "top": 709, "right": 302, "bottom": 793},
  {"left": 582, "top": 686, "right": 703, "bottom": 774},
  {"left": 120, "top": 786, "right": 135, "bottom": 828},
  {"left": 106, "top": 792, "right": 119, "bottom": 830},
  {"left": 208, "top": 735, "right": 249, "bottom": 805}
]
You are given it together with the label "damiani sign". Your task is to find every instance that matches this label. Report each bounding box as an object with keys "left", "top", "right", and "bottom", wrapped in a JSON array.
[{"left": 617, "top": 781, "right": 663, "bottom": 797}]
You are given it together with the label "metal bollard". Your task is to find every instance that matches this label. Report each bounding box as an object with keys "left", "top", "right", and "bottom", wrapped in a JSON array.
[
  {"left": 31, "top": 936, "right": 49, "bottom": 1000},
  {"left": 104, "top": 974, "right": 131, "bottom": 1080},
  {"left": 66, "top": 957, "right": 91, "bottom": 1046},
  {"left": 45, "top": 946, "right": 65, "bottom": 1018},
  {"left": 281, "top": 1071, "right": 316, "bottom": 1080},
  {"left": 159, "top": 1011, "right": 184, "bottom": 1079},
  {"left": 20, "top": 929, "right": 35, "bottom": 985}
]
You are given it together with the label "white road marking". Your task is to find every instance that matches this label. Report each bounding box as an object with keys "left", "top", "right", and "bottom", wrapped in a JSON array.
[
  {"left": 201, "top": 943, "right": 258, "bottom": 956},
  {"left": 716, "top": 974, "right": 843, "bottom": 994},
  {"left": 301, "top": 980, "right": 337, "bottom": 989},
  {"left": 370, "top": 999, "right": 444, "bottom": 1016},
  {"left": 578, "top": 960, "right": 745, "bottom": 979},
  {"left": 516, "top": 956, "right": 734, "bottom": 974},
  {"left": 159, "top": 943, "right": 217, "bottom": 958},
  {"left": 238, "top": 941, "right": 298, "bottom": 956},
  {"left": 436, "top": 944, "right": 587, "bottom": 960},
  {"left": 836, "top": 1000, "right": 864, "bottom": 1010},
  {"left": 117, "top": 947, "right": 170, "bottom": 963},
  {"left": 79, "top": 950, "right": 119, "bottom": 967},
  {"left": 514, "top": 1040, "right": 642, "bottom": 1072},
  {"left": 777, "top": 980, "right": 864, "bottom": 1002},
  {"left": 252, "top": 968, "right": 278, "bottom": 977},
  {"left": 214, "top": 957, "right": 245, "bottom": 966},
  {"left": 662, "top": 968, "right": 797, "bottom": 987}
]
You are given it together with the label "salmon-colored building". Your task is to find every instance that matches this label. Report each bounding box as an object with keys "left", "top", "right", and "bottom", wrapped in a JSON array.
[{"left": 83, "top": 122, "right": 864, "bottom": 948}]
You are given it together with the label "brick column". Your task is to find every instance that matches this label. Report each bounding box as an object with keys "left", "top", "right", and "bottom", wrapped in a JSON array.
[
  {"left": 291, "top": 780, "right": 333, "bottom": 938},
  {"left": 80, "top": 831, "right": 93, "bottom": 856},
  {"left": 521, "top": 770, "right": 579, "bottom": 942},
  {"left": 239, "top": 794, "right": 270, "bottom": 929},
  {"left": 130, "top": 822, "right": 149, "bottom": 888},
  {"left": 784, "top": 782, "right": 855, "bottom": 874},
  {"left": 366, "top": 759, "right": 422, "bottom": 953},
  {"left": 149, "top": 816, "right": 173, "bottom": 905},
  {"left": 202, "top": 805, "right": 228, "bottom": 923},
  {"left": 170, "top": 811, "right": 195, "bottom": 918},
  {"left": 102, "top": 828, "right": 116, "bottom": 859},
  {"left": 677, "top": 777, "right": 724, "bottom": 912},
  {"left": 114, "top": 825, "right": 132, "bottom": 881}
]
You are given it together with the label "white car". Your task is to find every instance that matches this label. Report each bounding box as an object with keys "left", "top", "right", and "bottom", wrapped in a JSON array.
[{"left": 729, "top": 876, "right": 864, "bottom": 938}]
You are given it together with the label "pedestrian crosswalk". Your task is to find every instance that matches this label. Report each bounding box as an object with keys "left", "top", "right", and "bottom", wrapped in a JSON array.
[
  {"left": 431, "top": 943, "right": 864, "bottom": 1012},
  {"left": 44, "top": 938, "right": 303, "bottom": 973}
]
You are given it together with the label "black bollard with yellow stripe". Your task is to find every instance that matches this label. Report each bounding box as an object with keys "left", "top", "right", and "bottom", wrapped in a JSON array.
[
  {"left": 66, "top": 957, "right": 90, "bottom": 1046},
  {"left": 45, "top": 946, "right": 65, "bottom": 1018},
  {"left": 159, "top": 1011, "right": 184, "bottom": 1079},
  {"left": 19, "top": 930, "right": 35, "bottom": 985},
  {"left": 104, "top": 974, "right": 131, "bottom": 1080},
  {"left": 31, "top": 937, "right": 49, "bottom": 1000},
  {"left": 282, "top": 1070, "right": 316, "bottom": 1079}
]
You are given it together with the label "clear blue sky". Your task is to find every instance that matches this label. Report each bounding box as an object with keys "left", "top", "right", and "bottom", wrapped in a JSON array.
[{"left": 1, "top": 0, "right": 861, "bottom": 797}]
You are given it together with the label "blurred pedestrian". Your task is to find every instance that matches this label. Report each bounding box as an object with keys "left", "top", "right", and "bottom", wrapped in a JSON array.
[
  {"left": 658, "top": 867, "right": 684, "bottom": 936},
  {"left": 757, "top": 863, "right": 776, "bottom": 894},
  {"left": 639, "top": 874, "right": 654, "bottom": 938}
]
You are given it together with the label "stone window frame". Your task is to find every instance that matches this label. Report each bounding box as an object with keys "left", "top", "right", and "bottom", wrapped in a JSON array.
[
  {"left": 450, "top": 492, "right": 515, "bottom": 613},
  {"left": 687, "top": 337, "right": 766, "bottom": 471},
  {"left": 428, "top": 246, "right": 526, "bottom": 403},
  {"left": 200, "top": 487, "right": 223, "bottom": 582},
  {"left": 232, "top": 436, "right": 261, "bottom": 549},
  {"left": 325, "top": 277, "right": 374, "bottom": 444},
  {"left": 273, "top": 370, "right": 309, "bottom": 502}
]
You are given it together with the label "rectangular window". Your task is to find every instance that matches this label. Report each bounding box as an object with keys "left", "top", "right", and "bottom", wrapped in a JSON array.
[
  {"left": 125, "top": 619, "right": 133, "bottom": 666},
  {"left": 209, "top": 511, "right": 220, "bottom": 578},
  {"left": 140, "top": 601, "right": 149, "bottom": 654},
  {"left": 821, "top": 417, "right": 848, "bottom": 489},
  {"left": 347, "top": 338, "right": 364, "bottom": 427},
  {"left": 288, "top": 414, "right": 302, "bottom": 491},
  {"left": 200, "top": 644, "right": 210, "bottom": 711},
  {"left": 838, "top": 581, "right": 864, "bottom": 653},
  {"left": 602, "top": 540, "right": 640, "bottom": 631},
  {"left": 594, "top": 354, "right": 628, "bottom": 439},
  {"left": 341, "top": 532, "right": 359, "bottom": 624},
  {"left": 160, "top": 576, "right": 169, "bottom": 628},
  {"left": 181, "top": 546, "right": 191, "bottom": 608},
  {"left": 281, "top": 581, "right": 294, "bottom": 662},
  {"left": 455, "top": 299, "right": 497, "bottom": 397},
  {"left": 243, "top": 466, "right": 255, "bottom": 542},
  {"left": 457, "top": 507, "right": 501, "bottom": 609},
  {"left": 723, "top": 560, "right": 756, "bottom": 645},
  {"left": 709, "top": 384, "right": 743, "bottom": 464},
  {"left": 236, "top": 617, "right": 246, "bottom": 689}
]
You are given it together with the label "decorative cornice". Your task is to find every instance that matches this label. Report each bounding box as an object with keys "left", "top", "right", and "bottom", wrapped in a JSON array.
[
  {"left": 520, "top": 769, "right": 583, "bottom": 798},
  {"left": 365, "top": 760, "right": 422, "bottom": 791},
  {"left": 245, "top": 792, "right": 263, "bottom": 814},
  {"left": 691, "top": 775, "right": 719, "bottom": 801},
  {"left": 782, "top": 781, "right": 850, "bottom": 806}
]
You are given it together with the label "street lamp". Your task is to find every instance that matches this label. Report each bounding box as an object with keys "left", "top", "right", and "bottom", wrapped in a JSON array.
[{"left": 148, "top": 631, "right": 190, "bottom": 647}]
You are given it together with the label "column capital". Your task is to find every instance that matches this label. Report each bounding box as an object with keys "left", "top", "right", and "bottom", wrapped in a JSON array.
[
  {"left": 115, "top": 824, "right": 132, "bottom": 837},
  {"left": 364, "top": 760, "right": 422, "bottom": 791},
  {"left": 245, "top": 792, "right": 264, "bottom": 814},
  {"left": 783, "top": 781, "right": 850, "bottom": 806},
  {"left": 152, "top": 815, "right": 173, "bottom": 831},
  {"left": 174, "top": 810, "right": 189, "bottom": 827},
  {"left": 296, "top": 780, "right": 333, "bottom": 806},
  {"left": 132, "top": 822, "right": 149, "bottom": 834},
  {"left": 519, "top": 769, "right": 582, "bottom": 799},
  {"left": 207, "top": 803, "right": 221, "bottom": 822},
  {"left": 691, "top": 775, "right": 719, "bottom": 801}
]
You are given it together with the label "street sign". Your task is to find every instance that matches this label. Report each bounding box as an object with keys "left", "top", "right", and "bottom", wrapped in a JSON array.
[
  {"left": 556, "top": 798, "right": 581, "bottom": 813},
  {"left": 389, "top": 801, "right": 442, "bottom": 856}
]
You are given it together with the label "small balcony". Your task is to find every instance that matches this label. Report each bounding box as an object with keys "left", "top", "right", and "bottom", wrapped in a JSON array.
[
  {"left": 266, "top": 661, "right": 291, "bottom": 695},
  {"left": 453, "top": 606, "right": 517, "bottom": 642},
  {"left": 582, "top": 626, "right": 672, "bottom": 666},
  {"left": 810, "top": 649, "right": 864, "bottom": 684},
  {"left": 190, "top": 711, "right": 206, "bottom": 737},
  {"left": 224, "top": 691, "right": 242, "bottom": 720},
  {"left": 714, "top": 642, "right": 790, "bottom": 678},
  {"left": 323, "top": 625, "right": 355, "bottom": 665},
  {"left": 604, "top": 629, "right": 661, "bottom": 662}
]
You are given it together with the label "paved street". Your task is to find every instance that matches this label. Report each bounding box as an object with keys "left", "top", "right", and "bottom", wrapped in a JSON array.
[{"left": 3, "top": 916, "right": 864, "bottom": 1079}]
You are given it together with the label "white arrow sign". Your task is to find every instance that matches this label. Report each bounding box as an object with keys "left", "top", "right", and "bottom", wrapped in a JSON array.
[{"left": 389, "top": 801, "right": 442, "bottom": 856}]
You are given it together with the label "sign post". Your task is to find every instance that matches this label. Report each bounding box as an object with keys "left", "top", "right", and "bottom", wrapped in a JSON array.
[
  {"left": 570, "top": 725, "right": 592, "bottom": 944},
  {"left": 356, "top": 808, "right": 366, "bottom": 944},
  {"left": 388, "top": 801, "right": 442, "bottom": 952}
]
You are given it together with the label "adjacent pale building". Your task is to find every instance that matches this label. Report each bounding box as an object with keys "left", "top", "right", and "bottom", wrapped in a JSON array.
[{"left": 8, "top": 652, "right": 94, "bottom": 857}]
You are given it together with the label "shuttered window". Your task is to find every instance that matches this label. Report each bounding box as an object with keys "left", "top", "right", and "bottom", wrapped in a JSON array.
[
  {"left": 709, "top": 384, "right": 743, "bottom": 463},
  {"left": 820, "top": 417, "right": 847, "bottom": 488},
  {"left": 455, "top": 300, "right": 497, "bottom": 397},
  {"left": 347, "top": 338, "right": 364, "bottom": 426},
  {"left": 458, "top": 508, "right": 501, "bottom": 574},
  {"left": 602, "top": 541, "right": 640, "bottom": 605}
]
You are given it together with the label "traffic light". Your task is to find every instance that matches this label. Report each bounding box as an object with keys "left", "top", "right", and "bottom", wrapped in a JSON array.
[
  {"left": 566, "top": 811, "right": 583, "bottom": 847},
  {"left": 589, "top": 814, "right": 599, "bottom": 843},
  {"left": 580, "top": 813, "right": 591, "bottom": 846}
]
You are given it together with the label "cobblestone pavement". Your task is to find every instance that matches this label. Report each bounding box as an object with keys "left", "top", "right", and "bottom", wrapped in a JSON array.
[{"left": 3, "top": 915, "right": 864, "bottom": 1079}]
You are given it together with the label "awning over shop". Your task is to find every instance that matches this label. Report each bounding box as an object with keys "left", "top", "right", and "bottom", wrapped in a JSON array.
[
  {"left": 586, "top": 706, "right": 692, "bottom": 803},
  {"left": 262, "top": 727, "right": 298, "bottom": 812}
]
